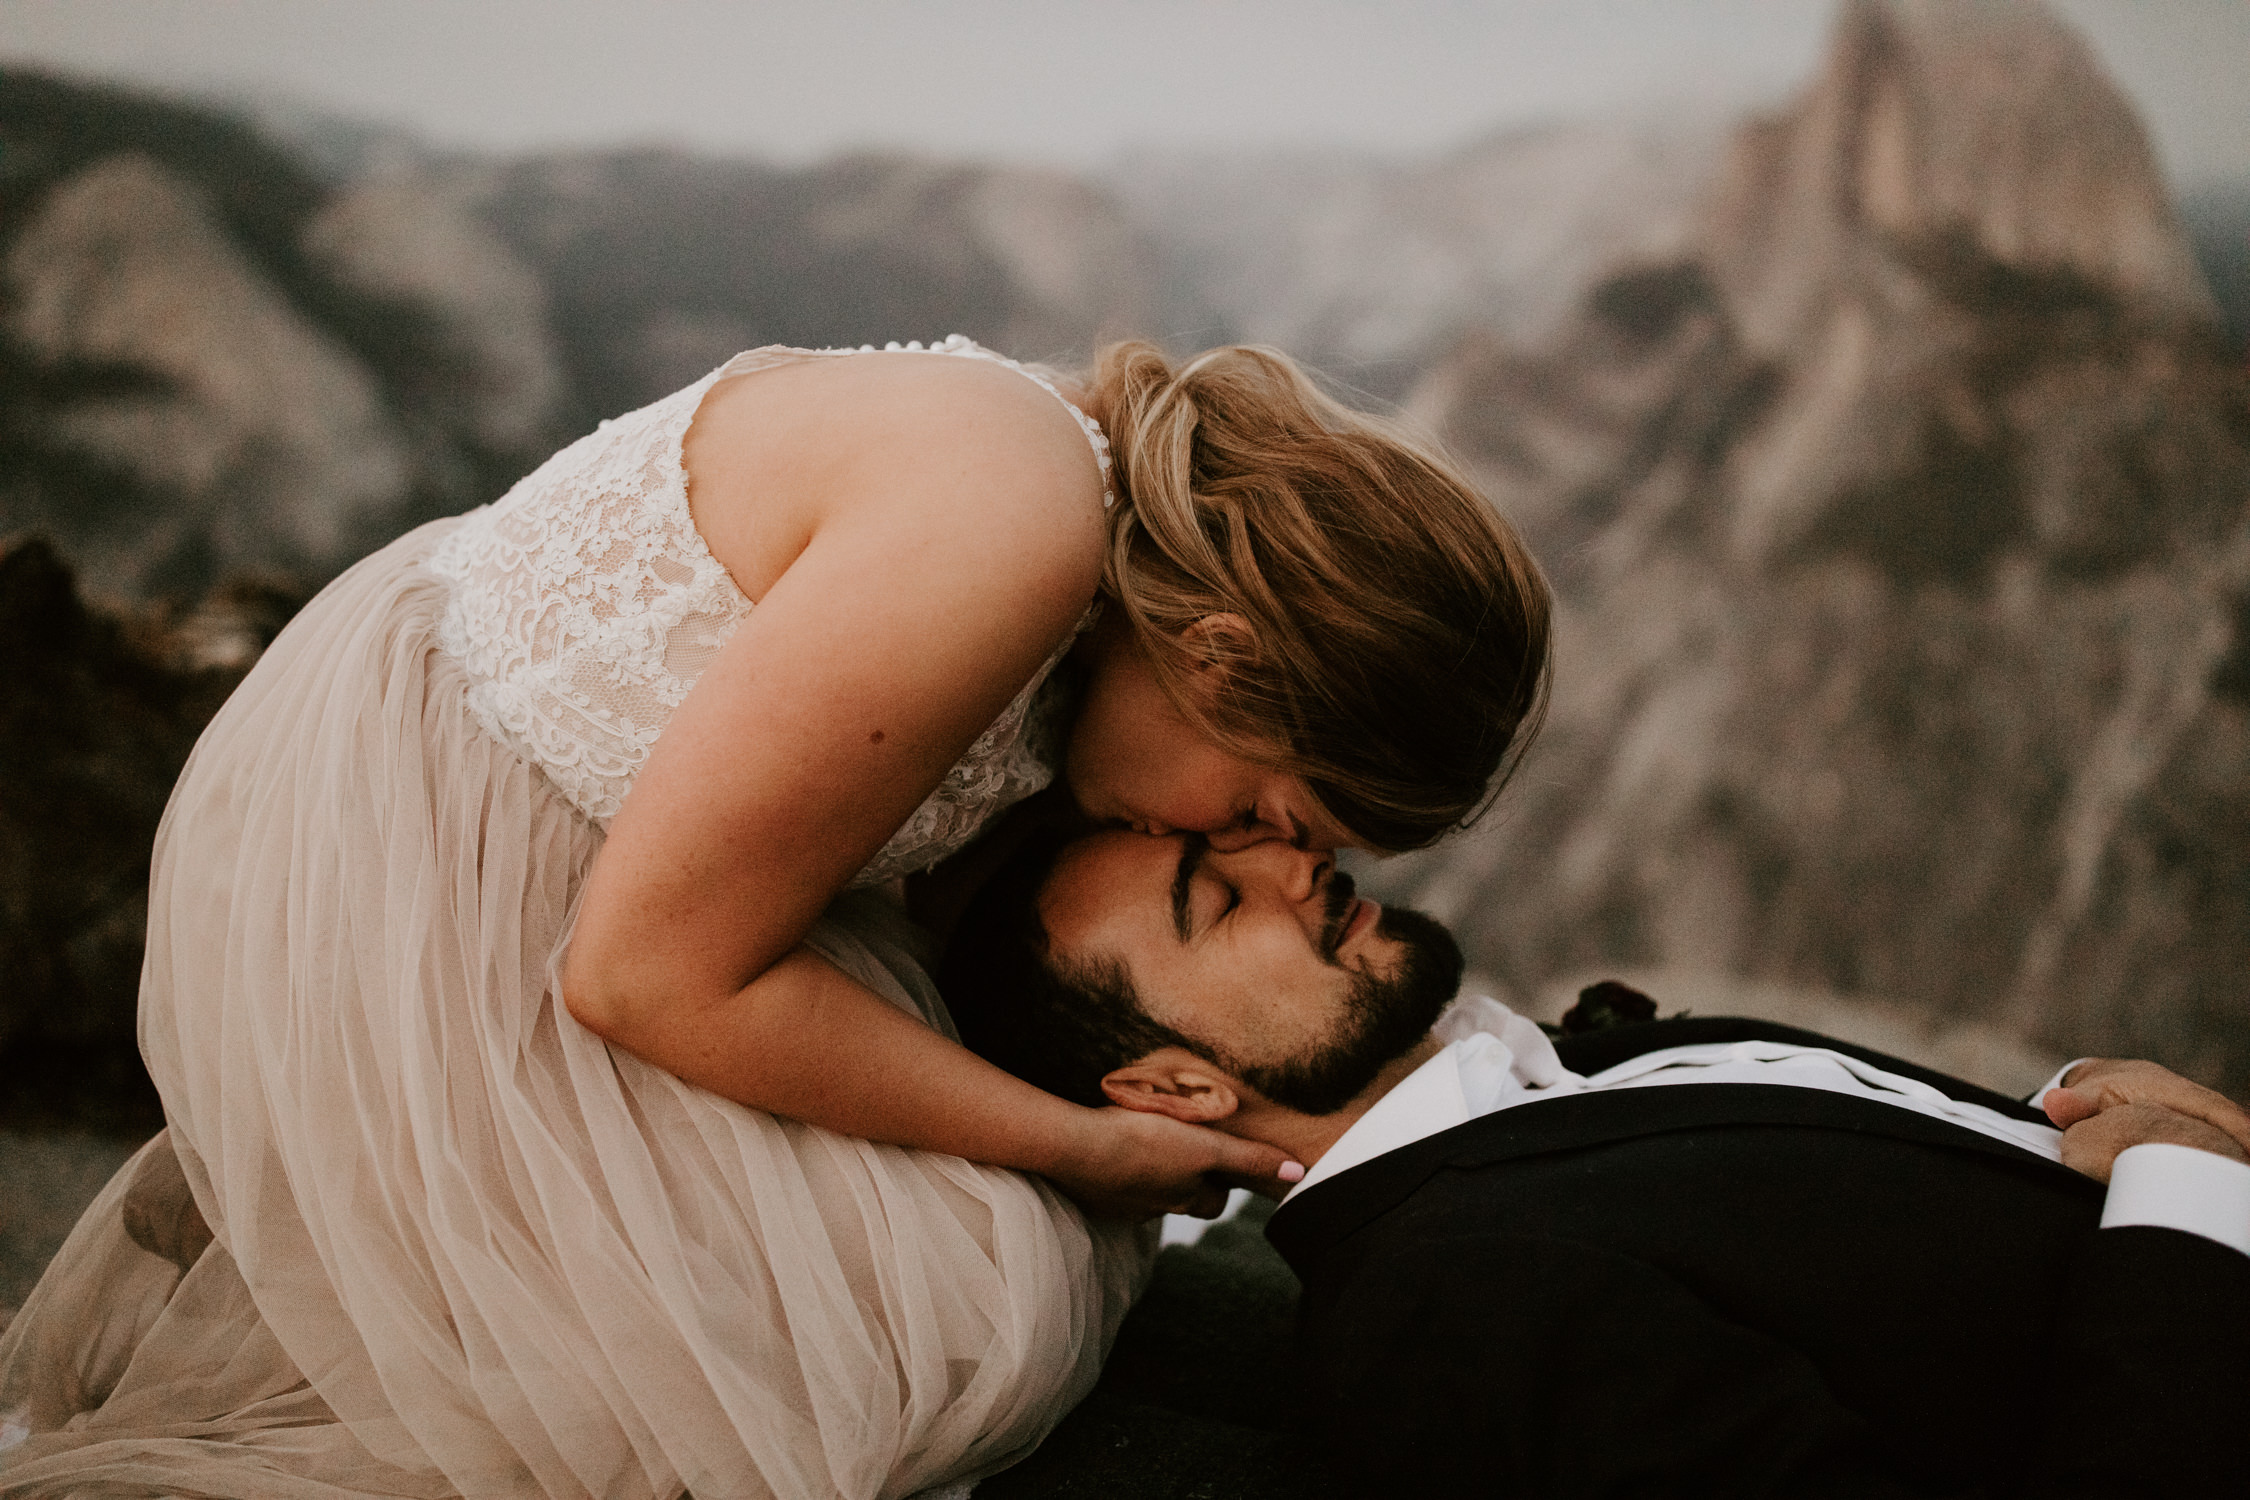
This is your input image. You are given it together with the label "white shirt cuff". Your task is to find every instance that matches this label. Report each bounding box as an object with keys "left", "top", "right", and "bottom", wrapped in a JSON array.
[
  {"left": 2028, "top": 1059, "right": 2091, "bottom": 1110},
  {"left": 2100, "top": 1142, "right": 2250, "bottom": 1258}
]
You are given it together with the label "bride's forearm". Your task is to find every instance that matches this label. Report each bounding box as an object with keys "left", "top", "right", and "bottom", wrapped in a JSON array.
[{"left": 580, "top": 943, "right": 1095, "bottom": 1175}]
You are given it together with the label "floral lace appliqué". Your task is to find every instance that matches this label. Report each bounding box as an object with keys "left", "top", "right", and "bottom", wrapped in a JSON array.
[{"left": 429, "top": 337, "right": 1107, "bottom": 885}]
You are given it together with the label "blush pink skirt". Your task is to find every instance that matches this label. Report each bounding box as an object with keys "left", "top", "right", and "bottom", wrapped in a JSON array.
[{"left": 0, "top": 520, "right": 1150, "bottom": 1500}]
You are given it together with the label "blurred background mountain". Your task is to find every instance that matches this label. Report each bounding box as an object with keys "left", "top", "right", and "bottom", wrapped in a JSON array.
[{"left": 1, "top": 0, "right": 2246, "bottom": 1138}]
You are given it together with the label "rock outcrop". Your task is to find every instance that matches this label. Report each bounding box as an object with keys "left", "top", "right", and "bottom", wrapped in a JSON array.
[
  {"left": 0, "top": 70, "right": 561, "bottom": 600},
  {"left": 8, "top": 154, "right": 414, "bottom": 590},
  {"left": 0, "top": 536, "right": 300, "bottom": 1129},
  {"left": 305, "top": 171, "right": 566, "bottom": 459},
  {"left": 2182, "top": 184, "right": 2250, "bottom": 355},
  {"left": 0, "top": 67, "right": 1210, "bottom": 595},
  {"left": 1383, "top": 0, "right": 2250, "bottom": 1089}
]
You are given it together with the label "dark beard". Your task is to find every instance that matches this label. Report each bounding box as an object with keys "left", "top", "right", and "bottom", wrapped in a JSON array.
[{"left": 1232, "top": 905, "right": 1464, "bottom": 1116}]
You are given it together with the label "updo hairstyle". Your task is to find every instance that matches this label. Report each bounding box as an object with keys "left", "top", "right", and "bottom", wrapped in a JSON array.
[{"left": 1084, "top": 340, "right": 1552, "bottom": 852}]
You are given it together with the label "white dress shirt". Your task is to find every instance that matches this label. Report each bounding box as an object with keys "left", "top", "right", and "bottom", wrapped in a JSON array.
[{"left": 1282, "top": 996, "right": 2250, "bottom": 1260}]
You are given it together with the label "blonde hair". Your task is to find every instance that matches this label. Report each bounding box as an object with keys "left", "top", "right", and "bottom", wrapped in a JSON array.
[{"left": 1085, "top": 340, "right": 1552, "bottom": 851}]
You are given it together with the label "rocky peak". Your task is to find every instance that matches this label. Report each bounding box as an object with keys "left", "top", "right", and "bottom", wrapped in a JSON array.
[
  {"left": 1670, "top": 0, "right": 2237, "bottom": 583},
  {"left": 1707, "top": 0, "right": 2216, "bottom": 358}
]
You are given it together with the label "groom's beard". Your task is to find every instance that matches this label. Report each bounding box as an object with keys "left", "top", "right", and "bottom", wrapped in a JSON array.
[{"left": 1232, "top": 901, "right": 1465, "bottom": 1117}]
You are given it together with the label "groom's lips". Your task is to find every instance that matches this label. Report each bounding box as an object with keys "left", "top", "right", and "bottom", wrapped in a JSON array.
[
  {"left": 1319, "top": 872, "right": 1379, "bottom": 962},
  {"left": 1339, "top": 896, "right": 1379, "bottom": 948}
]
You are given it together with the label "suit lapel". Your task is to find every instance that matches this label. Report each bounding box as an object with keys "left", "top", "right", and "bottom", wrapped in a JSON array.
[{"left": 1266, "top": 1080, "right": 2097, "bottom": 1268}]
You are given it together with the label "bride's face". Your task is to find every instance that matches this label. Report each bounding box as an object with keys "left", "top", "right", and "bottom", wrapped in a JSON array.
[{"left": 1065, "top": 624, "right": 1353, "bottom": 852}]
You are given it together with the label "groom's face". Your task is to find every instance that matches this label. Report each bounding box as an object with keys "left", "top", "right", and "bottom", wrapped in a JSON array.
[{"left": 1037, "top": 830, "right": 1463, "bottom": 1112}]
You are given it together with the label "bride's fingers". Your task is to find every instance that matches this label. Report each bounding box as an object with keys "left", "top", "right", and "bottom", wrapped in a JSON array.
[
  {"left": 1183, "top": 1183, "right": 1231, "bottom": 1219},
  {"left": 1208, "top": 1135, "right": 1302, "bottom": 1190}
]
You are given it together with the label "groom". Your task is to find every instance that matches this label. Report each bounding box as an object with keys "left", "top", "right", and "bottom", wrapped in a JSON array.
[{"left": 938, "top": 827, "right": 2250, "bottom": 1498}]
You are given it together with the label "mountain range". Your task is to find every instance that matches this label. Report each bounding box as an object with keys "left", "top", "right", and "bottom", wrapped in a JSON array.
[{"left": 2, "top": 0, "right": 2246, "bottom": 1120}]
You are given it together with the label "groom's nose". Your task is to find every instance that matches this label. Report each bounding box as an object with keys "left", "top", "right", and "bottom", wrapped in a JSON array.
[{"left": 1209, "top": 840, "right": 1329, "bottom": 905}]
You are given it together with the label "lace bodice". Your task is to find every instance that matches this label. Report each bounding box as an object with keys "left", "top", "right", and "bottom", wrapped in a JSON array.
[{"left": 429, "top": 335, "right": 1113, "bottom": 886}]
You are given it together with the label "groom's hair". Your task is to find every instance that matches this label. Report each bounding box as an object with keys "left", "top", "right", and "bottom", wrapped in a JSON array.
[{"left": 938, "top": 827, "right": 1201, "bottom": 1109}]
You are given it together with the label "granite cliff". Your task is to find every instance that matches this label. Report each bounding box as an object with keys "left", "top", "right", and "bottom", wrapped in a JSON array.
[{"left": 1375, "top": 0, "right": 2250, "bottom": 1090}]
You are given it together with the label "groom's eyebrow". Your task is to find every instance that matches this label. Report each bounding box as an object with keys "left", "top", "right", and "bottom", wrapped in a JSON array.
[{"left": 1170, "top": 835, "right": 1209, "bottom": 943}]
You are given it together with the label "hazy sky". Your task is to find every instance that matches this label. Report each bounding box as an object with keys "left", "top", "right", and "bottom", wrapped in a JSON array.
[{"left": 4, "top": 0, "right": 2245, "bottom": 187}]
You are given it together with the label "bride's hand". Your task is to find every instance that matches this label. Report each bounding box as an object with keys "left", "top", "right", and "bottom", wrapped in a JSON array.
[{"left": 1045, "top": 1106, "right": 1301, "bottom": 1221}]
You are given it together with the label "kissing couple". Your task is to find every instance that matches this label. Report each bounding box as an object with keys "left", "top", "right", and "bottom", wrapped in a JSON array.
[{"left": 3, "top": 328, "right": 2238, "bottom": 1500}]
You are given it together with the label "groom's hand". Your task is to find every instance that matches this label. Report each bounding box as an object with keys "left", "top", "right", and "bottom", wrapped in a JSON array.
[
  {"left": 2043, "top": 1058, "right": 2250, "bottom": 1158},
  {"left": 2055, "top": 1101, "right": 2250, "bottom": 1184}
]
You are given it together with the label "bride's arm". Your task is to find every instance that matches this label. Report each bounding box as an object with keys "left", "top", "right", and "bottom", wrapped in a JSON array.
[
  {"left": 560, "top": 362, "right": 1290, "bottom": 1212},
  {"left": 610, "top": 939, "right": 1280, "bottom": 1218}
]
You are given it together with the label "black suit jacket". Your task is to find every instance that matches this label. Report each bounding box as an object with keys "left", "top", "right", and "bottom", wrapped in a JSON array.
[{"left": 1264, "top": 1018, "right": 2250, "bottom": 1498}]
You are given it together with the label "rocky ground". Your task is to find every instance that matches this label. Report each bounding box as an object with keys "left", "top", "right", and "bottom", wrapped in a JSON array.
[
  {"left": 0, "top": 1129, "right": 138, "bottom": 1330},
  {"left": 0, "top": 536, "right": 299, "bottom": 1140}
]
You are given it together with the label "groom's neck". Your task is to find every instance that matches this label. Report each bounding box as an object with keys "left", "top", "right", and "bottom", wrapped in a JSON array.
[{"left": 1230, "top": 1035, "right": 1445, "bottom": 1172}]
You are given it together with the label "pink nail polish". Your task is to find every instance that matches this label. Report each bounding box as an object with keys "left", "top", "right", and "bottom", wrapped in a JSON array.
[{"left": 1278, "top": 1161, "right": 1306, "bottom": 1183}]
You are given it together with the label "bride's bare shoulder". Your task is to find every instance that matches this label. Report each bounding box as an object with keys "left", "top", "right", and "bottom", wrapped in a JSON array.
[{"left": 686, "top": 352, "right": 1107, "bottom": 602}]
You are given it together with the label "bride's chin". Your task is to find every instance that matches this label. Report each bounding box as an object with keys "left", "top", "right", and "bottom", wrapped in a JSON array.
[
  {"left": 1060, "top": 752, "right": 1130, "bottom": 828},
  {"left": 1063, "top": 778, "right": 1106, "bottom": 824}
]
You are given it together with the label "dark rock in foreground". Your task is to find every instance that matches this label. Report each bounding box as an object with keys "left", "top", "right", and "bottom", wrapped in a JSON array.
[
  {"left": 983, "top": 1202, "right": 1346, "bottom": 1500},
  {"left": 0, "top": 536, "right": 301, "bottom": 1130}
]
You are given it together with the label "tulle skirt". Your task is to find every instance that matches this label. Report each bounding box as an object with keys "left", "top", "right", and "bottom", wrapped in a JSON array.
[{"left": 0, "top": 521, "right": 1151, "bottom": 1499}]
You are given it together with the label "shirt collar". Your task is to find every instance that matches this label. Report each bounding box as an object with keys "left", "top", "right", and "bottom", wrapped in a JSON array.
[{"left": 1283, "top": 1041, "right": 1473, "bottom": 1203}]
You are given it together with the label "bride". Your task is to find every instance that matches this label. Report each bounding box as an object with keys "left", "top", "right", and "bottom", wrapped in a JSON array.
[{"left": 0, "top": 336, "right": 1549, "bottom": 1498}]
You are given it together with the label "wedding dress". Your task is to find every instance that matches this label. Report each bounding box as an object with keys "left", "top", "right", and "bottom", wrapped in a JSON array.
[{"left": 0, "top": 338, "right": 1152, "bottom": 1499}]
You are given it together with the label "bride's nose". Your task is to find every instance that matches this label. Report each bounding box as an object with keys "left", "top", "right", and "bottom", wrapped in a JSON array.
[
  {"left": 1205, "top": 818, "right": 1287, "bottom": 853},
  {"left": 1203, "top": 798, "right": 1303, "bottom": 852}
]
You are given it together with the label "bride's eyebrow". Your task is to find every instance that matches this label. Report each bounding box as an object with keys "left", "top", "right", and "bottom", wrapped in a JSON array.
[{"left": 1170, "top": 835, "right": 1209, "bottom": 943}]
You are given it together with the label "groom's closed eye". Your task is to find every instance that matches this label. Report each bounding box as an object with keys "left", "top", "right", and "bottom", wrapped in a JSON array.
[{"left": 1171, "top": 834, "right": 1210, "bottom": 942}]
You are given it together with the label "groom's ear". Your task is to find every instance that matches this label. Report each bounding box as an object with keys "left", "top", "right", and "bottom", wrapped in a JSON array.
[{"left": 1101, "top": 1047, "right": 1242, "bottom": 1124}]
